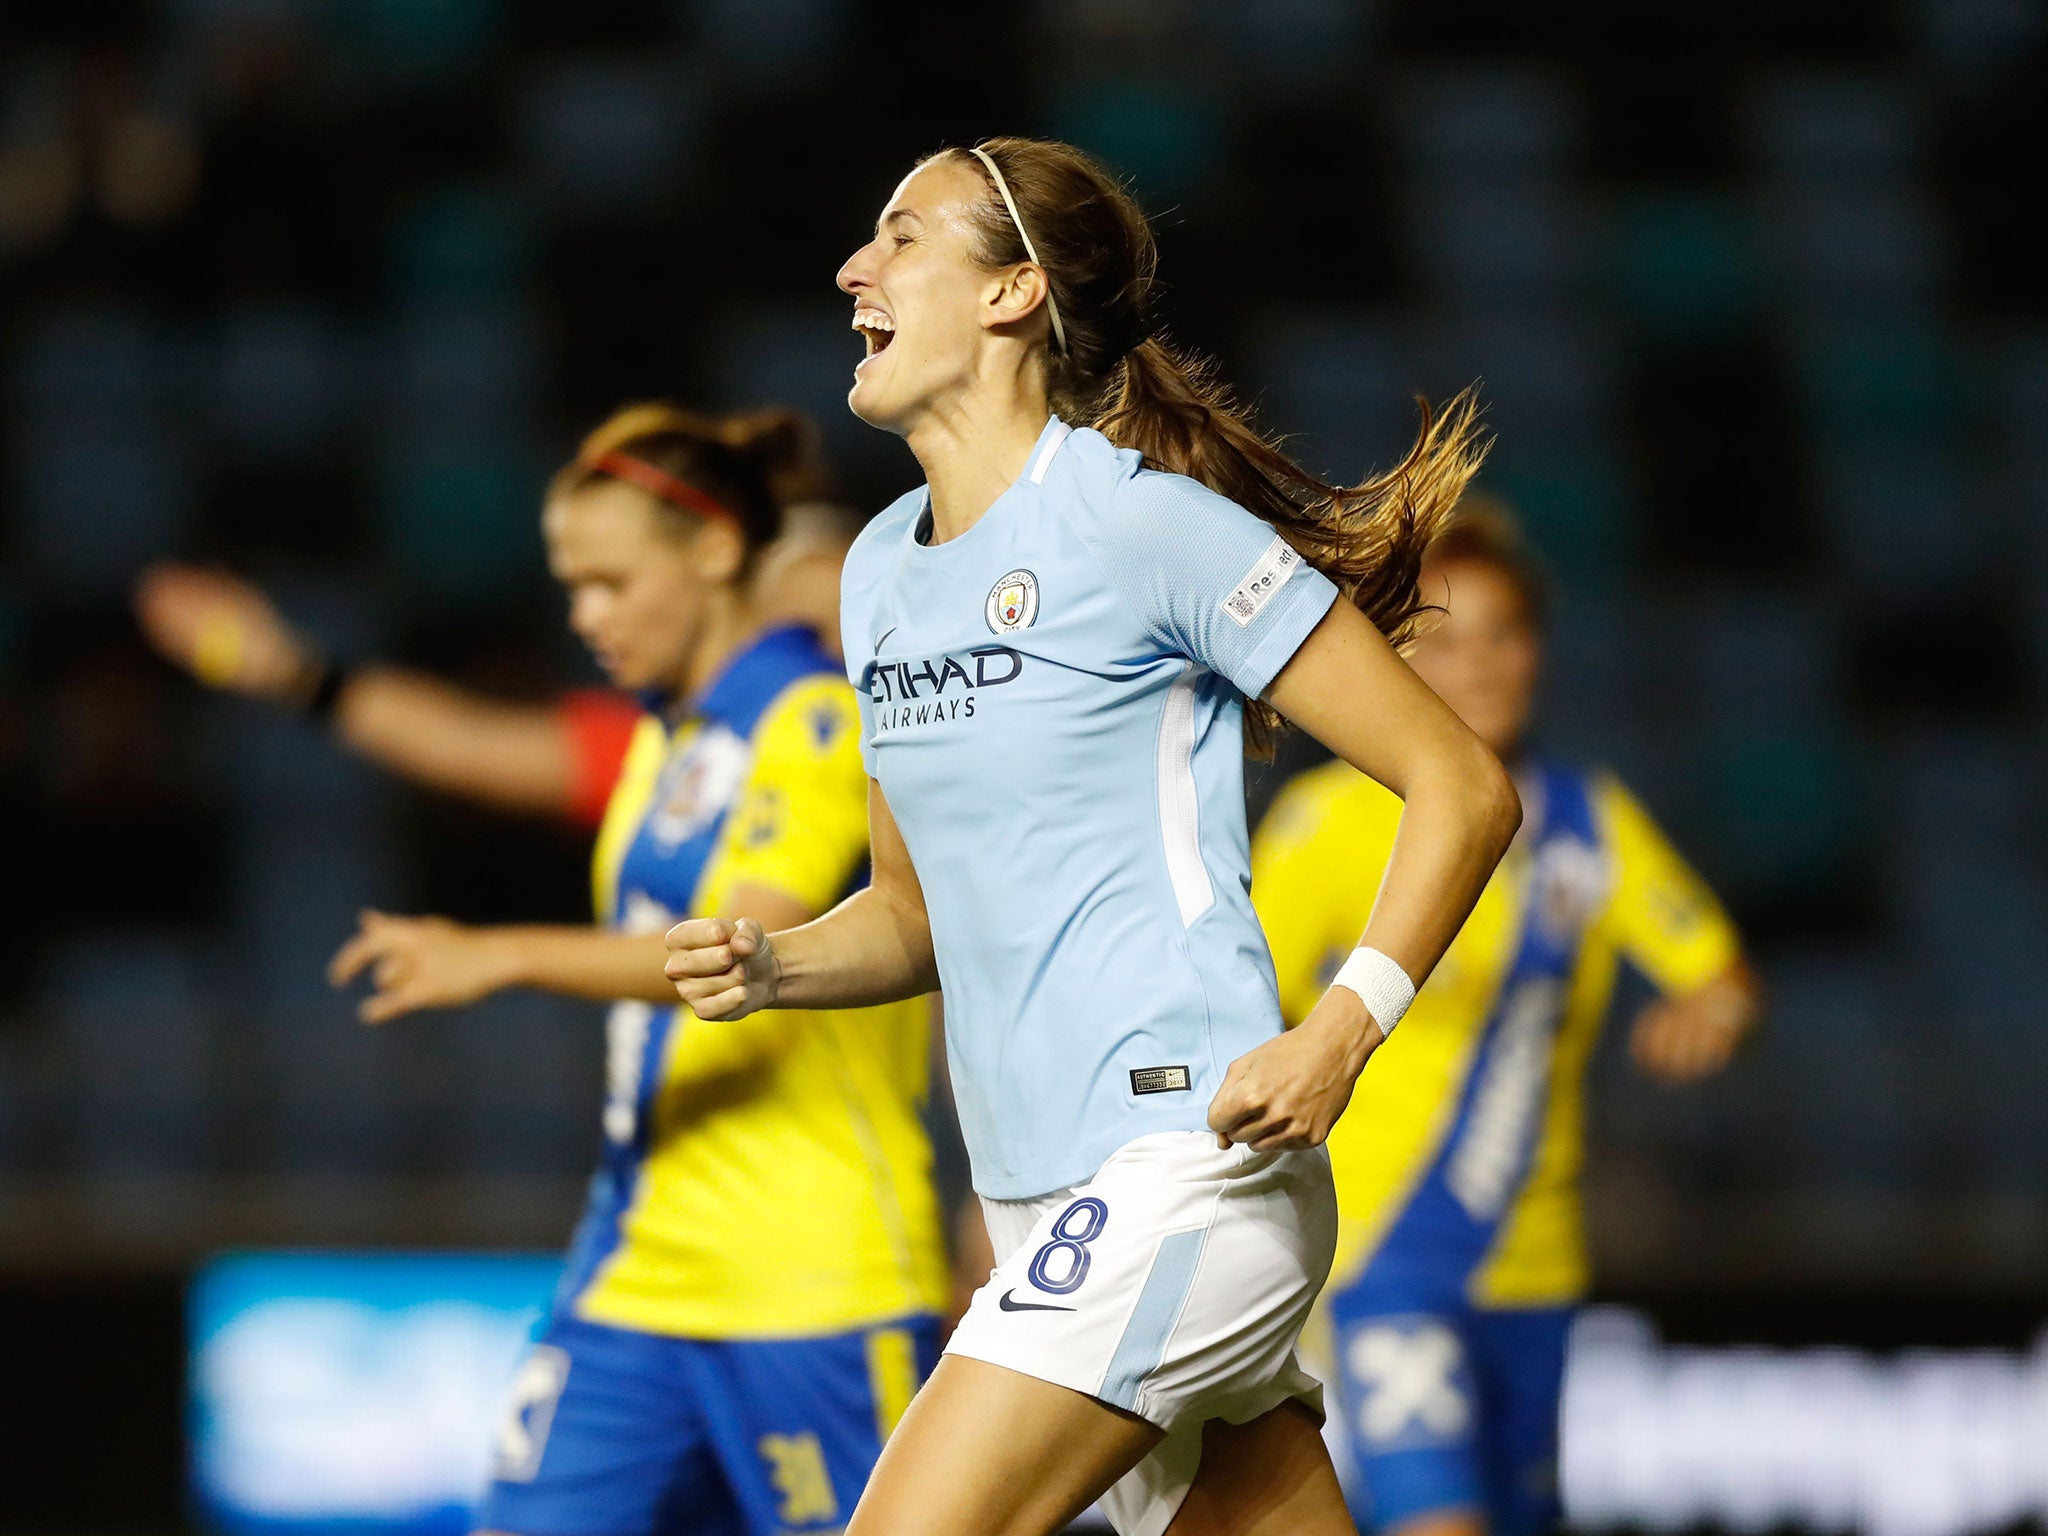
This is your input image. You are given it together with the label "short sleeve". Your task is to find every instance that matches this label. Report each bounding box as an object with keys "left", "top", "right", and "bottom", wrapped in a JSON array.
[
  {"left": 1087, "top": 470, "right": 1339, "bottom": 697},
  {"left": 698, "top": 677, "right": 871, "bottom": 915},
  {"left": 558, "top": 689, "right": 645, "bottom": 829},
  {"left": 1594, "top": 775, "right": 1743, "bottom": 995}
]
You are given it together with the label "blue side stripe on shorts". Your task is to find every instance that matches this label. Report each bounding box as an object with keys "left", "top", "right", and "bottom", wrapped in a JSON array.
[{"left": 1099, "top": 1227, "right": 1208, "bottom": 1411}]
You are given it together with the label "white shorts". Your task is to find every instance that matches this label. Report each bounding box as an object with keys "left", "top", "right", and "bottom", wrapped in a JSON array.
[{"left": 945, "top": 1131, "right": 1339, "bottom": 1536}]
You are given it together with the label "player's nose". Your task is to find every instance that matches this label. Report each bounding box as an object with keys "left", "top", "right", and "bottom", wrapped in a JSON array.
[{"left": 837, "top": 243, "right": 877, "bottom": 296}]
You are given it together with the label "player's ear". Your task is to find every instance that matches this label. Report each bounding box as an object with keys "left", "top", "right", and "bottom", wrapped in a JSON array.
[
  {"left": 981, "top": 264, "right": 1050, "bottom": 334},
  {"left": 691, "top": 516, "right": 748, "bottom": 584}
]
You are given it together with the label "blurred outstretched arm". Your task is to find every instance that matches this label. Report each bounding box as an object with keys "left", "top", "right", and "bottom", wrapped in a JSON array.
[
  {"left": 333, "top": 885, "right": 814, "bottom": 1024},
  {"left": 135, "top": 562, "right": 606, "bottom": 819}
]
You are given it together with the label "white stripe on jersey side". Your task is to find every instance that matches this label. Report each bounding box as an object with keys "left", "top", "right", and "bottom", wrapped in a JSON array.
[
  {"left": 1157, "top": 669, "right": 1214, "bottom": 926},
  {"left": 1027, "top": 421, "right": 1073, "bottom": 485}
]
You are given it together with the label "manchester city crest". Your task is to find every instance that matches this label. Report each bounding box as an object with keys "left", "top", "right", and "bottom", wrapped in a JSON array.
[{"left": 985, "top": 568, "right": 1040, "bottom": 633}]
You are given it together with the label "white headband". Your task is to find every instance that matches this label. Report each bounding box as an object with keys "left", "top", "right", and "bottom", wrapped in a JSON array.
[{"left": 968, "top": 146, "right": 1067, "bottom": 354}]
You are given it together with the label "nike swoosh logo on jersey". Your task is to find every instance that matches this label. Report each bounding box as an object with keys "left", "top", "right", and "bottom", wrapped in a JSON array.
[
  {"left": 998, "top": 1289, "right": 1075, "bottom": 1313},
  {"left": 876, "top": 625, "right": 899, "bottom": 651}
]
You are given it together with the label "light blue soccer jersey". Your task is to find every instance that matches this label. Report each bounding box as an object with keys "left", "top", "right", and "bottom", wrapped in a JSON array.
[{"left": 840, "top": 415, "right": 1340, "bottom": 1198}]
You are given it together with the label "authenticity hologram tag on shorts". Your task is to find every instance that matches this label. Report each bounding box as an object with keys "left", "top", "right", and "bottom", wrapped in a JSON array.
[{"left": 1130, "top": 1065, "right": 1191, "bottom": 1095}]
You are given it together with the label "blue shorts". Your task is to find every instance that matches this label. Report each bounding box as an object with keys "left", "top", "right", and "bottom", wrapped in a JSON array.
[
  {"left": 476, "top": 1311, "right": 940, "bottom": 1536},
  {"left": 1325, "top": 1282, "right": 1573, "bottom": 1536}
]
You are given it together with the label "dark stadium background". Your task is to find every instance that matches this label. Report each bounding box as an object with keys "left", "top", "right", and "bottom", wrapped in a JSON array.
[{"left": 3, "top": 0, "right": 2045, "bottom": 1530}]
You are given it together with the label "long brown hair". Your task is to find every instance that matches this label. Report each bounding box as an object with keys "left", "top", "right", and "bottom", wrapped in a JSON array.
[
  {"left": 549, "top": 402, "right": 832, "bottom": 558},
  {"left": 941, "top": 137, "right": 1490, "bottom": 751}
]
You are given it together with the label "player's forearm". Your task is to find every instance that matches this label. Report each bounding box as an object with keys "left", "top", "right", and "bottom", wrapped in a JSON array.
[
  {"left": 1358, "top": 741, "right": 1521, "bottom": 987},
  {"left": 333, "top": 667, "right": 576, "bottom": 817},
  {"left": 1668, "top": 959, "right": 1764, "bottom": 1043},
  {"left": 488, "top": 926, "right": 677, "bottom": 1005},
  {"left": 1629, "top": 957, "right": 1764, "bottom": 1082},
  {"left": 1267, "top": 602, "right": 1521, "bottom": 1013},
  {"left": 1277, "top": 756, "right": 1516, "bottom": 1072},
  {"left": 769, "top": 885, "right": 939, "bottom": 1010}
]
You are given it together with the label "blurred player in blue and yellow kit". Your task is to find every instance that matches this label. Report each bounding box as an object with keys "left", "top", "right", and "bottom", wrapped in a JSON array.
[
  {"left": 1253, "top": 505, "right": 1761, "bottom": 1536},
  {"left": 321, "top": 404, "right": 949, "bottom": 1536}
]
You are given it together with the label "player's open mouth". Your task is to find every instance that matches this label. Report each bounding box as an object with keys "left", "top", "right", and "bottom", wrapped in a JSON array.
[{"left": 852, "top": 305, "right": 895, "bottom": 368}]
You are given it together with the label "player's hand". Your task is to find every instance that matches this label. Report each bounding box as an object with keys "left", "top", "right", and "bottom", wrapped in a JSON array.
[
  {"left": 1207, "top": 988, "right": 1381, "bottom": 1153},
  {"left": 133, "top": 562, "right": 318, "bottom": 702},
  {"left": 1629, "top": 966, "right": 1759, "bottom": 1083},
  {"left": 329, "top": 910, "right": 516, "bottom": 1024},
  {"left": 663, "top": 916, "right": 778, "bottom": 1020}
]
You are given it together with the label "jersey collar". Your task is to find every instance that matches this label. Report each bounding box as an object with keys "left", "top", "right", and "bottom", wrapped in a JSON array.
[
  {"left": 912, "top": 414, "right": 1073, "bottom": 548},
  {"left": 636, "top": 623, "right": 827, "bottom": 732}
]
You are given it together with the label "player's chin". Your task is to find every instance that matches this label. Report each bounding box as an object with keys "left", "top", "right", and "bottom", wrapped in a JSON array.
[
  {"left": 602, "top": 656, "right": 657, "bottom": 692},
  {"left": 845, "top": 371, "right": 910, "bottom": 433},
  {"left": 844, "top": 385, "right": 888, "bottom": 430}
]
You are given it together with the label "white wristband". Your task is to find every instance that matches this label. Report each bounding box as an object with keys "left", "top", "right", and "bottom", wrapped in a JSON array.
[{"left": 1331, "top": 947, "right": 1415, "bottom": 1039}]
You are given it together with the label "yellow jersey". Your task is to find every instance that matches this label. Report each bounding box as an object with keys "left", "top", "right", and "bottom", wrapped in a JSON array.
[
  {"left": 1253, "top": 756, "right": 1739, "bottom": 1309},
  {"left": 560, "top": 624, "right": 949, "bottom": 1339}
]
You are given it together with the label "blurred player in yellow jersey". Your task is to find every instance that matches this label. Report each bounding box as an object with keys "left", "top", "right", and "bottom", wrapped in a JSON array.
[
  {"left": 1252, "top": 504, "right": 1761, "bottom": 1536},
  {"left": 142, "top": 404, "right": 949, "bottom": 1536}
]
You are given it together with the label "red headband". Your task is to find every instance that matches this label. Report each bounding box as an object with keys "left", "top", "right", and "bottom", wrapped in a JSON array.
[{"left": 585, "top": 450, "right": 740, "bottom": 529}]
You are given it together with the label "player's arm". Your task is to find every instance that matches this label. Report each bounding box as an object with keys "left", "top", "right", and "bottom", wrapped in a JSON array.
[
  {"left": 135, "top": 561, "right": 586, "bottom": 818},
  {"left": 1270, "top": 601, "right": 1520, "bottom": 989},
  {"left": 1631, "top": 959, "right": 1762, "bottom": 1082},
  {"left": 330, "top": 917, "right": 676, "bottom": 1023},
  {"left": 1209, "top": 600, "right": 1520, "bottom": 1152},
  {"left": 324, "top": 669, "right": 586, "bottom": 818},
  {"left": 331, "top": 886, "right": 816, "bottom": 1025},
  {"left": 665, "top": 778, "right": 937, "bottom": 1018},
  {"left": 1598, "top": 778, "right": 1763, "bottom": 1082}
]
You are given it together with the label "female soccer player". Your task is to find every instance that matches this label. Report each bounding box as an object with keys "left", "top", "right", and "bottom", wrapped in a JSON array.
[
  {"left": 664, "top": 139, "right": 1521, "bottom": 1536},
  {"left": 186, "top": 403, "right": 948, "bottom": 1536},
  {"left": 1252, "top": 504, "right": 1763, "bottom": 1536},
  {"left": 133, "top": 494, "right": 867, "bottom": 831}
]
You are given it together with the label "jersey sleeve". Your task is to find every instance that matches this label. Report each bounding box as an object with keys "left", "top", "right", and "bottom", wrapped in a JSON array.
[
  {"left": 558, "top": 689, "right": 645, "bottom": 829},
  {"left": 1090, "top": 470, "right": 1340, "bottom": 698},
  {"left": 1595, "top": 775, "right": 1743, "bottom": 994},
  {"left": 1251, "top": 771, "right": 1392, "bottom": 1025},
  {"left": 701, "top": 676, "right": 871, "bottom": 914}
]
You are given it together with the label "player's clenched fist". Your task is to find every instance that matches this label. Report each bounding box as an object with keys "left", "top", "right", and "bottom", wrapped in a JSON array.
[
  {"left": 664, "top": 916, "right": 779, "bottom": 1020},
  {"left": 1207, "top": 989, "right": 1380, "bottom": 1153}
]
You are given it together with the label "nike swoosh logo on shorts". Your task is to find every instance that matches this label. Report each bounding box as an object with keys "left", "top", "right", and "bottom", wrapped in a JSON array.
[{"left": 998, "top": 1289, "right": 1075, "bottom": 1313}]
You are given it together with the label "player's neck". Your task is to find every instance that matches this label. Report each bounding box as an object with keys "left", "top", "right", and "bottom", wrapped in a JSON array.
[
  {"left": 907, "top": 373, "right": 1051, "bottom": 545},
  {"left": 676, "top": 586, "right": 760, "bottom": 702}
]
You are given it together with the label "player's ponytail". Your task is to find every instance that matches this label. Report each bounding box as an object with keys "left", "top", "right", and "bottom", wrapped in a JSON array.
[
  {"left": 551, "top": 402, "right": 835, "bottom": 558},
  {"left": 947, "top": 137, "right": 1490, "bottom": 753},
  {"left": 715, "top": 407, "right": 838, "bottom": 510}
]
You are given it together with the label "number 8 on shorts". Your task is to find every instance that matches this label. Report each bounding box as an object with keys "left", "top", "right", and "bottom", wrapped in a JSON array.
[{"left": 1026, "top": 1197, "right": 1107, "bottom": 1295}]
